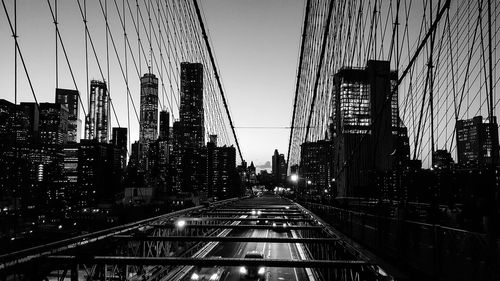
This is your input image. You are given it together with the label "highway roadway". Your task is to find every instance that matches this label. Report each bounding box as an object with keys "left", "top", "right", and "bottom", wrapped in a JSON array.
[{"left": 182, "top": 196, "right": 310, "bottom": 281}]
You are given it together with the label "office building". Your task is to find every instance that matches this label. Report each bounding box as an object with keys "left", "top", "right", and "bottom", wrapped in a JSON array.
[
  {"left": 207, "top": 139, "right": 237, "bottom": 199},
  {"left": 272, "top": 149, "right": 287, "bottom": 186},
  {"left": 85, "top": 80, "right": 109, "bottom": 143},
  {"left": 180, "top": 62, "right": 204, "bottom": 148},
  {"left": 139, "top": 72, "right": 159, "bottom": 143},
  {"left": 333, "top": 60, "right": 408, "bottom": 197},
  {"left": 456, "top": 116, "right": 499, "bottom": 167},
  {"left": 299, "top": 140, "right": 334, "bottom": 193},
  {"left": 159, "top": 110, "right": 170, "bottom": 141},
  {"left": 39, "top": 103, "right": 69, "bottom": 146},
  {"left": 56, "top": 88, "right": 81, "bottom": 143},
  {"left": 112, "top": 127, "right": 128, "bottom": 170}
]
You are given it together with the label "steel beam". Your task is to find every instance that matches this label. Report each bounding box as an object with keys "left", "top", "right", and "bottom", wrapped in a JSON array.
[
  {"left": 0, "top": 198, "right": 243, "bottom": 271},
  {"left": 46, "top": 256, "right": 371, "bottom": 268},
  {"left": 159, "top": 217, "right": 314, "bottom": 222},
  {"left": 113, "top": 235, "right": 339, "bottom": 243},
  {"left": 203, "top": 212, "right": 307, "bottom": 217},
  {"left": 151, "top": 224, "right": 322, "bottom": 230}
]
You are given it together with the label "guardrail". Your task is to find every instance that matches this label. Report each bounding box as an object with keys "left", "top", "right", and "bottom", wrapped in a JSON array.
[
  {"left": 0, "top": 197, "right": 243, "bottom": 273},
  {"left": 302, "top": 201, "right": 494, "bottom": 281}
]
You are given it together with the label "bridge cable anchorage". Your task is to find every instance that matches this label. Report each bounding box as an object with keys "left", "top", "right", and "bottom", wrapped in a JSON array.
[{"left": 192, "top": 0, "right": 244, "bottom": 162}]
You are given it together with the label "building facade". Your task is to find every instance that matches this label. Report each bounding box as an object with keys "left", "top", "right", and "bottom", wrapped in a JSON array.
[
  {"left": 456, "top": 116, "right": 499, "bottom": 168},
  {"left": 85, "top": 80, "right": 109, "bottom": 143},
  {"left": 56, "top": 88, "right": 81, "bottom": 143},
  {"left": 139, "top": 73, "right": 159, "bottom": 143},
  {"left": 333, "top": 60, "right": 409, "bottom": 197},
  {"left": 180, "top": 62, "right": 204, "bottom": 148}
]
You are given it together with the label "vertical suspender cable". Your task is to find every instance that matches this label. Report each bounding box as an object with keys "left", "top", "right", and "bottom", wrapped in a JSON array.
[
  {"left": 55, "top": 0, "right": 58, "bottom": 89},
  {"left": 14, "top": 0, "right": 17, "bottom": 104},
  {"left": 304, "top": 0, "right": 335, "bottom": 143},
  {"left": 84, "top": 0, "right": 89, "bottom": 138},
  {"left": 192, "top": 0, "right": 244, "bottom": 163},
  {"left": 106, "top": 0, "right": 111, "bottom": 138},
  {"left": 287, "top": 0, "right": 311, "bottom": 172},
  {"left": 124, "top": 0, "right": 131, "bottom": 152}
]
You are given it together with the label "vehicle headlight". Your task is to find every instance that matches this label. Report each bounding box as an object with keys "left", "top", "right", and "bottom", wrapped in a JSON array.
[
  {"left": 257, "top": 210, "right": 262, "bottom": 215},
  {"left": 272, "top": 222, "right": 276, "bottom": 227},
  {"left": 258, "top": 267, "right": 265, "bottom": 275},
  {"left": 210, "top": 273, "right": 219, "bottom": 280},
  {"left": 239, "top": 267, "right": 247, "bottom": 274},
  {"left": 190, "top": 272, "right": 199, "bottom": 280}
]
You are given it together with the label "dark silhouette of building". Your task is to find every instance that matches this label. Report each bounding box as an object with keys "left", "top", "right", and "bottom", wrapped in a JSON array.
[
  {"left": 62, "top": 143, "right": 79, "bottom": 209},
  {"left": 180, "top": 62, "right": 204, "bottom": 148},
  {"left": 77, "top": 140, "right": 121, "bottom": 207},
  {"left": 207, "top": 139, "right": 237, "bottom": 199},
  {"left": 112, "top": 127, "right": 128, "bottom": 171},
  {"left": 39, "top": 103, "right": 69, "bottom": 146},
  {"left": 159, "top": 110, "right": 170, "bottom": 141},
  {"left": 433, "top": 149, "right": 454, "bottom": 169},
  {"left": 85, "top": 80, "right": 109, "bottom": 143},
  {"left": 18, "top": 102, "right": 40, "bottom": 143},
  {"left": 299, "top": 140, "right": 334, "bottom": 193},
  {"left": 272, "top": 149, "right": 287, "bottom": 186},
  {"left": 55, "top": 88, "right": 81, "bottom": 143},
  {"left": 456, "top": 116, "right": 499, "bottom": 168},
  {"left": 333, "top": 60, "right": 409, "bottom": 197},
  {"left": 0, "top": 100, "right": 32, "bottom": 145}
]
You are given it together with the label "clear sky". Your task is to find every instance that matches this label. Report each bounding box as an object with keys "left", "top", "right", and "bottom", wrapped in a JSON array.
[
  {"left": 0, "top": 0, "right": 304, "bottom": 168},
  {"left": 201, "top": 0, "right": 303, "bottom": 168}
]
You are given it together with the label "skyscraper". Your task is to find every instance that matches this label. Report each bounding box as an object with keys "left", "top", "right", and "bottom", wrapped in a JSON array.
[
  {"left": 207, "top": 141, "right": 237, "bottom": 199},
  {"left": 272, "top": 149, "right": 287, "bottom": 186},
  {"left": 112, "top": 127, "right": 128, "bottom": 170},
  {"left": 456, "top": 116, "right": 499, "bottom": 167},
  {"left": 159, "top": 110, "right": 170, "bottom": 141},
  {"left": 300, "top": 140, "right": 334, "bottom": 193},
  {"left": 333, "top": 60, "right": 408, "bottom": 197},
  {"left": 139, "top": 72, "right": 159, "bottom": 143},
  {"left": 56, "top": 88, "right": 81, "bottom": 143},
  {"left": 180, "top": 62, "right": 204, "bottom": 148},
  {"left": 39, "top": 103, "right": 69, "bottom": 146},
  {"left": 85, "top": 80, "right": 109, "bottom": 143}
]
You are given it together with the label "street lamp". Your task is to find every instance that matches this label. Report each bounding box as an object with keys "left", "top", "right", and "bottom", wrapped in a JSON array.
[
  {"left": 291, "top": 174, "right": 298, "bottom": 182},
  {"left": 176, "top": 219, "right": 186, "bottom": 228}
]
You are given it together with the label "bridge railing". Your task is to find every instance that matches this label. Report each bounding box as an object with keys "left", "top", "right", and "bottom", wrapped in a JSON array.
[
  {"left": 0, "top": 197, "right": 243, "bottom": 273},
  {"left": 302, "top": 201, "right": 493, "bottom": 281}
]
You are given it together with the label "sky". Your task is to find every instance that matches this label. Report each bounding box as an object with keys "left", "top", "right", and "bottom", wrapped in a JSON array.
[
  {"left": 200, "top": 0, "right": 303, "bottom": 167},
  {"left": 0, "top": 0, "right": 304, "bottom": 168}
]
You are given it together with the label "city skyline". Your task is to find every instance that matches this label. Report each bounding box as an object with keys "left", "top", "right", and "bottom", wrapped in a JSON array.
[{"left": 0, "top": 0, "right": 303, "bottom": 166}]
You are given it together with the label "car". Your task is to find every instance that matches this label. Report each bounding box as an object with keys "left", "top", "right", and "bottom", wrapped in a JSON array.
[
  {"left": 190, "top": 265, "right": 225, "bottom": 281},
  {"left": 240, "top": 251, "right": 266, "bottom": 280},
  {"left": 270, "top": 216, "right": 288, "bottom": 232}
]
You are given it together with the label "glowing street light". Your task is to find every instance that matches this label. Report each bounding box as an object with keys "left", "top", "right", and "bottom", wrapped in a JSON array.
[
  {"left": 291, "top": 174, "right": 298, "bottom": 182},
  {"left": 176, "top": 219, "right": 186, "bottom": 228}
]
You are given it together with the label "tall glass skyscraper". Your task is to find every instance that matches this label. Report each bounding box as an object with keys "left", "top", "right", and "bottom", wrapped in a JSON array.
[{"left": 139, "top": 72, "right": 159, "bottom": 143}]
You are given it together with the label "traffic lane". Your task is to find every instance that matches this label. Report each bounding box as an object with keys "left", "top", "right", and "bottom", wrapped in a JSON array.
[
  {"left": 221, "top": 229, "right": 309, "bottom": 281},
  {"left": 265, "top": 230, "right": 308, "bottom": 281},
  {"left": 181, "top": 227, "right": 255, "bottom": 281}
]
